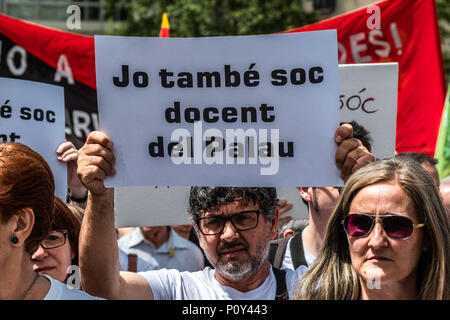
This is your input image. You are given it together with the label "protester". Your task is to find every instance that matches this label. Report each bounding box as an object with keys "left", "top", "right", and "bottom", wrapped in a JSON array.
[
  {"left": 294, "top": 158, "right": 450, "bottom": 300},
  {"left": 32, "top": 197, "right": 81, "bottom": 286},
  {"left": 0, "top": 143, "right": 99, "bottom": 299},
  {"left": 118, "top": 225, "right": 205, "bottom": 272},
  {"left": 76, "top": 123, "right": 374, "bottom": 300},
  {"left": 396, "top": 152, "right": 440, "bottom": 186},
  {"left": 269, "top": 121, "right": 373, "bottom": 271}
]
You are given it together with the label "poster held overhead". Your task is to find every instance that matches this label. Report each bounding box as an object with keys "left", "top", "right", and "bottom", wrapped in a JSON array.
[
  {"left": 278, "top": 62, "right": 398, "bottom": 221},
  {"left": 339, "top": 63, "right": 398, "bottom": 159},
  {"left": 95, "top": 31, "right": 340, "bottom": 188},
  {"left": 114, "top": 63, "right": 399, "bottom": 227},
  {"left": 0, "top": 77, "right": 66, "bottom": 200}
]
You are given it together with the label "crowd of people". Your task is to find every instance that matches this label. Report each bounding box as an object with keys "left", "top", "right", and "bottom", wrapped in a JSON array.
[{"left": 1, "top": 121, "right": 449, "bottom": 300}]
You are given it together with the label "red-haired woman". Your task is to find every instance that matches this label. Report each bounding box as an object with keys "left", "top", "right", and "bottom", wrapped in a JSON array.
[
  {"left": 32, "top": 197, "right": 82, "bottom": 286},
  {"left": 0, "top": 143, "right": 99, "bottom": 299}
]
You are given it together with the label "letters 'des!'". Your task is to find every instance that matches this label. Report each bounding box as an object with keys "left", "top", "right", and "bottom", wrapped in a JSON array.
[{"left": 94, "top": 31, "right": 340, "bottom": 187}]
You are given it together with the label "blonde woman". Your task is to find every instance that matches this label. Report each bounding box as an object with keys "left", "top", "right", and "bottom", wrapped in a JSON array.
[{"left": 295, "top": 158, "right": 450, "bottom": 300}]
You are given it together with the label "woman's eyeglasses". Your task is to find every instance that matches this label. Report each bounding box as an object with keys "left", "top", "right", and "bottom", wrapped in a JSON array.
[
  {"left": 41, "top": 230, "right": 68, "bottom": 249},
  {"left": 342, "top": 213, "right": 424, "bottom": 240}
]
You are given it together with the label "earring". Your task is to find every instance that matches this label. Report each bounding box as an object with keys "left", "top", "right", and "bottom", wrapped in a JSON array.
[{"left": 10, "top": 236, "right": 19, "bottom": 244}]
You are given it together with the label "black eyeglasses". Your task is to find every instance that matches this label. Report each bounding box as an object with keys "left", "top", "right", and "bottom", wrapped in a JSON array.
[
  {"left": 196, "top": 210, "right": 262, "bottom": 235},
  {"left": 342, "top": 213, "right": 424, "bottom": 240},
  {"left": 41, "top": 230, "right": 68, "bottom": 249}
]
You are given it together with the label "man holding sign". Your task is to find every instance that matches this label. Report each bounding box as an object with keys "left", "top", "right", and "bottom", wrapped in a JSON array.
[
  {"left": 77, "top": 31, "right": 374, "bottom": 299},
  {"left": 77, "top": 125, "right": 373, "bottom": 300}
]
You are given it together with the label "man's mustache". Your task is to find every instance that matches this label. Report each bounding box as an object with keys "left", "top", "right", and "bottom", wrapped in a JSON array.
[{"left": 217, "top": 241, "right": 249, "bottom": 254}]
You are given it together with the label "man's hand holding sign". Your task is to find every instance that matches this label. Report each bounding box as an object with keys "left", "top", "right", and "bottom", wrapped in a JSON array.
[{"left": 335, "top": 123, "right": 375, "bottom": 181}]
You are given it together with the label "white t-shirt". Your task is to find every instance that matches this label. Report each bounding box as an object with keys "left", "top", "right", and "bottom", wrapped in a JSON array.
[
  {"left": 139, "top": 266, "right": 306, "bottom": 300},
  {"left": 43, "top": 274, "right": 103, "bottom": 300}
]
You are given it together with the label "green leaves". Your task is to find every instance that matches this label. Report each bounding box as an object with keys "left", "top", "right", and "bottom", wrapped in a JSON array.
[{"left": 103, "top": 0, "right": 318, "bottom": 37}]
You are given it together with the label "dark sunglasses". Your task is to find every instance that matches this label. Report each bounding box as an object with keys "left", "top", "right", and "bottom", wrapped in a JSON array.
[{"left": 342, "top": 213, "right": 425, "bottom": 240}]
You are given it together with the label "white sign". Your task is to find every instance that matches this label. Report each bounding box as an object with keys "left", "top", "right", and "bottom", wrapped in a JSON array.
[
  {"left": 0, "top": 77, "right": 66, "bottom": 200},
  {"left": 114, "top": 63, "right": 398, "bottom": 227},
  {"left": 115, "top": 186, "right": 307, "bottom": 228},
  {"left": 95, "top": 31, "right": 340, "bottom": 188},
  {"left": 278, "top": 62, "right": 398, "bottom": 221},
  {"left": 339, "top": 63, "right": 398, "bottom": 159},
  {"left": 115, "top": 186, "right": 191, "bottom": 227}
]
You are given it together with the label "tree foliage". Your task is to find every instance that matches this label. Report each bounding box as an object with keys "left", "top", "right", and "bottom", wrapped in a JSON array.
[{"left": 104, "top": 0, "right": 318, "bottom": 37}]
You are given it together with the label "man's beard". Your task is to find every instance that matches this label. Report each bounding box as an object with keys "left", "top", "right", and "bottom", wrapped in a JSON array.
[{"left": 206, "top": 231, "right": 271, "bottom": 281}]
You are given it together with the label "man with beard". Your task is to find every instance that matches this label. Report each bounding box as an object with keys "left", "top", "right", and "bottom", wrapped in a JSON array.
[{"left": 76, "top": 124, "right": 374, "bottom": 300}]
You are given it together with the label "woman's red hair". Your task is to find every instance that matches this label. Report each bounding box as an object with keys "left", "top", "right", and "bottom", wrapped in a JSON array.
[{"left": 0, "top": 143, "right": 55, "bottom": 254}]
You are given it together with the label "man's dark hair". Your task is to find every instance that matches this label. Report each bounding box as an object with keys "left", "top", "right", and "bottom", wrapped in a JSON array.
[
  {"left": 396, "top": 152, "right": 438, "bottom": 166},
  {"left": 188, "top": 187, "right": 278, "bottom": 221}
]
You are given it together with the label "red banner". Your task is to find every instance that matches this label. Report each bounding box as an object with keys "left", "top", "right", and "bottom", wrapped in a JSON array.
[
  {"left": 0, "top": 14, "right": 96, "bottom": 147},
  {"left": 284, "top": 0, "right": 447, "bottom": 156}
]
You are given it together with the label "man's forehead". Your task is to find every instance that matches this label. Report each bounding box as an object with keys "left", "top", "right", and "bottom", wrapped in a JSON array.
[{"left": 204, "top": 197, "right": 260, "bottom": 214}]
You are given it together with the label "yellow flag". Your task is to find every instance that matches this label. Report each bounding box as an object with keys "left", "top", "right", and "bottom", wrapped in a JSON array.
[{"left": 159, "top": 12, "right": 170, "bottom": 38}]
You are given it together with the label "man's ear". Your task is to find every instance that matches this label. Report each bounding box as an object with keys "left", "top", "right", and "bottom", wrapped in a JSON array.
[
  {"left": 297, "top": 187, "right": 311, "bottom": 202},
  {"left": 11, "top": 208, "right": 35, "bottom": 247},
  {"left": 283, "top": 229, "right": 296, "bottom": 238},
  {"left": 270, "top": 207, "right": 280, "bottom": 240}
]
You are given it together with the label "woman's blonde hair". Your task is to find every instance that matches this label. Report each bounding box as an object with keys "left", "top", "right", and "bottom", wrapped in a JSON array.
[{"left": 294, "top": 157, "right": 450, "bottom": 300}]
